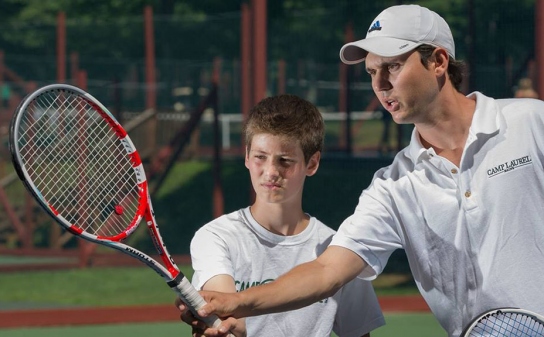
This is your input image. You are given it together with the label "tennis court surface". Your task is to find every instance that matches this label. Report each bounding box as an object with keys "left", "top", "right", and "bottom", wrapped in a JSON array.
[
  {"left": 0, "top": 313, "right": 446, "bottom": 337},
  {"left": 0, "top": 253, "right": 443, "bottom": 335}
]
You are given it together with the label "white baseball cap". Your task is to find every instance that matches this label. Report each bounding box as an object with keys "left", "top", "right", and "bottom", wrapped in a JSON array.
[{"left": 339, "top": 4, "right": 455, "bottom": 65}]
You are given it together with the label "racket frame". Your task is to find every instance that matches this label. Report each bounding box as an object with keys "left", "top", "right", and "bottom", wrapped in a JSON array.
[
  {"left": 10, "top": 84, "right": 177, "bottom": 279},
  {"left": 9, "top": 84, "right": 228, "bottom": 332},
  {"left": 461, "top": 307, "right": 544, "bottom": 337}
]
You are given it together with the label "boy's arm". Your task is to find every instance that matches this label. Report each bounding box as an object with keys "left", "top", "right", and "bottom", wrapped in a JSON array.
[
  {"left": 201, "top": 274, "right": 237, "bottom": 292},
  {"left": 180, "top": 225, "right": 245, "bottom": 336},
  {"left": 198, "top": 246, "right": 368, "bottom": 322},
  {"left": 202, "top": 275, "right": 246, "bottom": 336}
]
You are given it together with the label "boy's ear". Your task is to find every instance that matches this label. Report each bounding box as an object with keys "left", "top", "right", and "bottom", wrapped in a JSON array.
[
  {"left": 306, "top": 151, "right": 321, "bottom": 176},
  {"left": 244, "top": 146, "right": 250, "bottom": 168}
]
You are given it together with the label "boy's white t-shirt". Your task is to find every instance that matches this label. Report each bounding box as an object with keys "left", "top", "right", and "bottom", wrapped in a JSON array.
[{"left": 191, "top": 207, "right": 385, "bottom": 337}]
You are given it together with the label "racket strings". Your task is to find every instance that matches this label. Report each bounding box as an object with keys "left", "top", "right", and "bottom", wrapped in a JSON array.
[
  {"left": 470, "top": 312, "right": 544, "bottom": 337},
  {"left": 81, "top": 135, "right": 140, "bottom": 234},
  {"left": 16, "top": 89, "right": 142, "bottom": 238}
]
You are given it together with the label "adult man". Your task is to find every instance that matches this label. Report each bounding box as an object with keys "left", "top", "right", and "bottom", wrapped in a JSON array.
[{"left": 182, "top": 5, "right": 544, "bottom": 336}]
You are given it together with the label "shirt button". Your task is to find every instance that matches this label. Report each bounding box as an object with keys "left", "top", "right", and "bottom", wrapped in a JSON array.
[
  {"left": 465, "top": 191, "right": 471, "bottom": 198},
  {"left": 451, "top": 168, "right": 458, "bottom": 174}
]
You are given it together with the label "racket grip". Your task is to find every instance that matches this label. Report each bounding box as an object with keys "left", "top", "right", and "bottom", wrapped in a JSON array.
[{"left": 172, "top": 277, "right": 235, "bottom": 337}]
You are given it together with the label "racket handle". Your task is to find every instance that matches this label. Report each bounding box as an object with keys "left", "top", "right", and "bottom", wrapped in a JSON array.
[{"left": 172, "top": 277, "right": 235, "bottom": 337}]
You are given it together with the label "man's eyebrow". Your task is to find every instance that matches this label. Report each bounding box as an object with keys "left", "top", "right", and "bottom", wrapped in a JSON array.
[{"left": 366, "top": 61, "right": 394, "bottom": 72}]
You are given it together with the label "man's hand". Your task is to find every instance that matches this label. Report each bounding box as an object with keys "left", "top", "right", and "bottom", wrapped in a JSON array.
[
  {"left": 195, "top": 290, "right": 246, "bottom": 318},
  {"left": 175, "top": 297, "right": 245, "bottom": 337}
]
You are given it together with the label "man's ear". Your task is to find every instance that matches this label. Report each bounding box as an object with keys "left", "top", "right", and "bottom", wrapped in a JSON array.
[
  {"left": 306, "top": 151, "right": 321, "bottom": 177},
  {"left": 433, "top": 48, "right": 449, "bottom": 77}
]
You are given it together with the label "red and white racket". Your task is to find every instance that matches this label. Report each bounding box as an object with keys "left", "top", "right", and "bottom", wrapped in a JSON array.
[{"left": 9, "top": 83, "right": 231, "bottom": 334}]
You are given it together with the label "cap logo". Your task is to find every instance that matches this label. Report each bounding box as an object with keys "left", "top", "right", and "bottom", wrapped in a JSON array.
[{"left": 368, "top": 21, "right": 382, "bottom": 33}]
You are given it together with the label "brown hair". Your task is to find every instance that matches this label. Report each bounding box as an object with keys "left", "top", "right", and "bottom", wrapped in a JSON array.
[
  {"left": 243, "top": 94, "right": 324, "bottom": 163},
  {"left": 416, "top": 45, "right": 466, "bottom": 91}
]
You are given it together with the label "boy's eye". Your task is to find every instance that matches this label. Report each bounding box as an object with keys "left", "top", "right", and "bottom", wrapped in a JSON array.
[{"left": 251, "top": 154, "right": 266, "bottom": 160}]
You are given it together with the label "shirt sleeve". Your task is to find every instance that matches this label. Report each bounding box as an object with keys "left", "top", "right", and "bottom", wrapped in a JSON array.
[
  {"left": 190, "top": 225, "right": 234, "bottom": 290},
  {"left": 330, "top": 178, "right": 404, "bottom": 280},
  {"left": 333, "top": 277, "right": 386, "bottom": 337}
]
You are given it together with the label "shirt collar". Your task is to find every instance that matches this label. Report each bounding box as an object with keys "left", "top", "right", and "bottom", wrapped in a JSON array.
[{"left": 407, "top": 91, "right": 500, "bottom": 163}]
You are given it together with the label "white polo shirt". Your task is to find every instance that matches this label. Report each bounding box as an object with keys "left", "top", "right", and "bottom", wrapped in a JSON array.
[{"left": 331, "top": 92, "right": 544, "bottom": 337}]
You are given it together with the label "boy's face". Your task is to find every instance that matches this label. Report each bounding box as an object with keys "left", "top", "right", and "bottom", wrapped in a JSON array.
[{"left": 245, "top": 133, "right": 319, "bottom": 205}]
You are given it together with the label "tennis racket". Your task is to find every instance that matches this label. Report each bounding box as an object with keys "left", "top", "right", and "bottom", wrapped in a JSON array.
[
  {"left": 461, "top": 307, "right": 544, "bottom": 337},
  {"left": 9, "top": 83, "right": 232, "bottom": 335}
]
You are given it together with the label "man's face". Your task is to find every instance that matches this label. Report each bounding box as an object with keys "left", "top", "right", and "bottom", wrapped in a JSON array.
[{"left": 365, "top": 49, "right": 441, "bottom": 124}]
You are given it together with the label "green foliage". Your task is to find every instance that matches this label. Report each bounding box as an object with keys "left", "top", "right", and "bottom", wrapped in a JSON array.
[
  {"left": 0, "top": 0, "right": 536, "bottom": 100},
  {"left": 2, "top": 0, "right": 537, "bottom": 64}
]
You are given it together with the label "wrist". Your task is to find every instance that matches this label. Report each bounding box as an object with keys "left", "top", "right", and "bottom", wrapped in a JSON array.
[{"left": 235, "top": 289, "right": 256, "bottom": 318}]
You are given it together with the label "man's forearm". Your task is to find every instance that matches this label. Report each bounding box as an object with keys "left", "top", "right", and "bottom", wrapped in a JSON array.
[
  {"left": 234, "top": 246, "right": 366, "bottom": 317},
  {"left": 236, "top": 261, "right": 336, "bottom": 316}
]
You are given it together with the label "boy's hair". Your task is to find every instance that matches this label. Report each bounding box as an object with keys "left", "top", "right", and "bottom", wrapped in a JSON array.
[
  {"left": 416, "top": 45, "right": 466, "bottom": 92},
  {"left": 243, "top": 94, "right": 324, "bottom": 163}
]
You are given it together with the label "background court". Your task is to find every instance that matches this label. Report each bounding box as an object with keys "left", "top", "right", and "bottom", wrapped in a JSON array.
[{"left": 0, "top": 314, "right": 445, "bottom": 337}]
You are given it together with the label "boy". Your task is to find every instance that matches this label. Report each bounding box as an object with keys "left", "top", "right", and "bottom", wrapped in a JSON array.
[{"left": 177, "top": 94, "right": 384, "bottom": 336}]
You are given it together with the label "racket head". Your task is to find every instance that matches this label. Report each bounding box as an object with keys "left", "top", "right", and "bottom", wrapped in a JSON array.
[
  {"left": 9, "top": 84, "right": 233, "bottom": 336},
  {"left": 461, "top": 307, "right": 544, "bottom": 337},
  {"left": 9, "top": 84, "right": 148, "bottom": 242}
]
